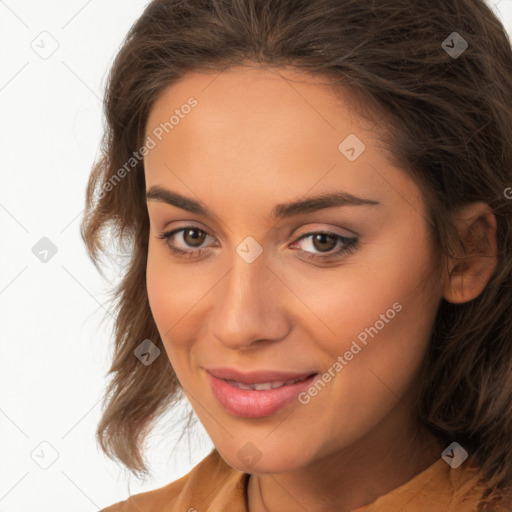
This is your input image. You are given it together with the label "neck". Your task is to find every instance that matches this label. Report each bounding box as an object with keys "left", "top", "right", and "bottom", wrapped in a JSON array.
[{"left": 247, "top": 408, "right": 444, "bottom": 512}]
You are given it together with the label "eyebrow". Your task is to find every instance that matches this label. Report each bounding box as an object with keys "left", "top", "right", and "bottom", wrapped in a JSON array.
[{"left": 146, "top": 185, "right": 380, "bottom": 221}]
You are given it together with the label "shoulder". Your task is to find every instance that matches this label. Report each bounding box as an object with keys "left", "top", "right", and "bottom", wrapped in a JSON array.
[
  {"left": 100, "top": 448, "right": 249, "bottom": 512},
  {"left": 355, "top": 455, "right": 512, "bottom": 512}
]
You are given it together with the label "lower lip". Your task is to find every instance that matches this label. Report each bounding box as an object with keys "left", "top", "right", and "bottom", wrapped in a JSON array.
[{"left": 207, "top": 372, "right": 318, "bottom": 418}]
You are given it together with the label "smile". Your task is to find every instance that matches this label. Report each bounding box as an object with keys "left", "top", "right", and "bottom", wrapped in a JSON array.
[{"left": 206, "top": 370, "right": 318, "bottom": 418}]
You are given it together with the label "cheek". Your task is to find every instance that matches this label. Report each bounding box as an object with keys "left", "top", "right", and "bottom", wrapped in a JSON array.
[
  {"left": 145, "top": 242, "right": 215, "bottom": 368},
  {"left": 146, "top": 244, "right": 187, "bottom": 361},
  {"left": 301, "top": 225, "right": 438, "bottom": 392},
  {"left": 146, "top": 244, "right": 169, "bottom": 326},
  {"left": 146, "top": 241, "right": 198, "bottom": 327},
  {"left": 289, "top": 238, "right": 436, "bottom": 355}
]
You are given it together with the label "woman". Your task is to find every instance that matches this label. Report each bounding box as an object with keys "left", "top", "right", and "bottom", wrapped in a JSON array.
[{"left": 81, "top": 0, "right": 512, "bottom": 510}]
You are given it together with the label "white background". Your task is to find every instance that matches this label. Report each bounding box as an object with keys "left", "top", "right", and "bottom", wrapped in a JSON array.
[{"left": 1, "top": 1, "right": 511, "bottom": 510}]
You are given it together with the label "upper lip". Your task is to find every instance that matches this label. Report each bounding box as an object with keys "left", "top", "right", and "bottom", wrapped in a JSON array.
[{"left": 206, "top": 367, "right": 317, "bottom": 384}]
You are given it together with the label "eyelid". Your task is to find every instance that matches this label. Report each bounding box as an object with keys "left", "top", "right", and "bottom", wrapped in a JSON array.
[
  {"left": 160, "top": 219, "right": 210, "bottom": 233},
  {"left": 292, "top": 223, "right": 359, "bottom": 239}
]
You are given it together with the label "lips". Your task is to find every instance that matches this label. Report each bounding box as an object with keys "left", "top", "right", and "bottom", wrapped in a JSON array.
[{"left": 206, "top": 367, "right": 319, "bottom": 418}]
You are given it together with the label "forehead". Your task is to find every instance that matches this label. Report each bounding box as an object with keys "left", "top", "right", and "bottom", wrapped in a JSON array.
[
  {"left": 145, "top": 65, "right": 377, "bottom": 140},
  {"left": 146, "top": 68, "right": 389, "bottom": 180},
  {"left": 142, "top": 65, "right": 424, "bottom": 223}
]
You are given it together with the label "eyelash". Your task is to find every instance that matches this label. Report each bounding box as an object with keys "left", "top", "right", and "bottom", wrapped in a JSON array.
[{"left": 157, "top": 226, "right": 359, "bottom": 262}]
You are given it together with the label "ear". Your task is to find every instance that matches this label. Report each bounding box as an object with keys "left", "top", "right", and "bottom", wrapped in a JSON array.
[{"left": 443, "top": 202, "right": 498, "bottom": 304}]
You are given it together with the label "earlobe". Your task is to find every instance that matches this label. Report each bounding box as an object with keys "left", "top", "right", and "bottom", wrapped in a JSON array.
[{"left": 443, "top": 202, "right": 498, "bottom": 305}]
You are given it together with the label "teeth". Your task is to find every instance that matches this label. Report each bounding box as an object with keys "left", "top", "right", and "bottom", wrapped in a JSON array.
[
  {"left": 226, "top": 376, "right": 310, "bottom": 391},
  {"left": 253, "top": 381, "right": 284, "bottom": 390}
]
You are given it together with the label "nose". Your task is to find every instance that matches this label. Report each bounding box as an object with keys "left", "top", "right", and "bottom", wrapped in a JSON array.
[{"left": 207, "top": 252, "right": 291, "bottom": 350}]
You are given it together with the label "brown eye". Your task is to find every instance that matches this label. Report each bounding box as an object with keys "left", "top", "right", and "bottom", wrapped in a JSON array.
[
  {"left": 183, "top": 228, "right": 207, "bottom": 247},
  {"left": 310, "top": 233, "right": 337, "bottom": 252},
  {"left": 157, "top": 226, "right": 214, "bottom": 258},
  {"left": 292, "top": 231, "right": 359, "bottom": 262}
]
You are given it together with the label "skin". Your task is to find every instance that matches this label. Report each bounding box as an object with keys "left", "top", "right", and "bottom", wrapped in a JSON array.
[{"left": 143, "top": 64, "right": 498, "bottom": 512}]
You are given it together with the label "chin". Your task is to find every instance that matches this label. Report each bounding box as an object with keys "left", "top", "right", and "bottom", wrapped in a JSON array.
[{"left": 218, "top": 441, "right": 310, "bottom": 475}]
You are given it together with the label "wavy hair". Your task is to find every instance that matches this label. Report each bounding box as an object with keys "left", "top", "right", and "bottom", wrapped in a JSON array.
[{"left": 80, "top": 0, "right": 512, "bottom": 504}]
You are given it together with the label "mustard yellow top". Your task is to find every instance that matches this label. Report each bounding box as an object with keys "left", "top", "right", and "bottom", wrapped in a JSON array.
[{"left": 100, "top": 448, "right": 511, "bottom": 512}]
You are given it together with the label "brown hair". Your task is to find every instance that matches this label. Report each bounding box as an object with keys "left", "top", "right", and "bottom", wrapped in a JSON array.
[{"left": 81, "top": 0, "right": 512, "bottom": 502}]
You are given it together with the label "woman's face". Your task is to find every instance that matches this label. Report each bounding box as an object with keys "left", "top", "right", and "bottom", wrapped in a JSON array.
[{"left": 144, "top": 65, "right": 445, "bottom": 473}]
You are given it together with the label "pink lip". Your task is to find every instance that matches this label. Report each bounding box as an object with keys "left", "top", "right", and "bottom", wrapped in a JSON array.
[{"left": 206, "top": 368, "right": 318, "bottom": 418}]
